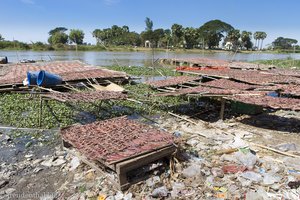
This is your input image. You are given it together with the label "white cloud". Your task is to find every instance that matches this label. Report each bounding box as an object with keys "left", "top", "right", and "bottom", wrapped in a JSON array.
[
  {"left": 104, "top": 0, "right": 120, "bottom": 6},
  {"left": 21, "top": 0, "right": 35, "bottom": 5}
]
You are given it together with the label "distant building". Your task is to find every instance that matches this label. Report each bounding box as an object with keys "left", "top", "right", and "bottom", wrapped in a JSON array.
[{"left": 145, "top": 40, "right": 151, "bottom": 48}]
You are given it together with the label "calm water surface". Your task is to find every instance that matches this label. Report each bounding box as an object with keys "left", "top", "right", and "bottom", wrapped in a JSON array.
[{"left": 1, "top": 50, "right": 299, "bottom": 66}]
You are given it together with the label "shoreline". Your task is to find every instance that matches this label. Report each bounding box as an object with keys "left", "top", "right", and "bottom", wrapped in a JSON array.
[{"left": 0, "top": 46, "right": 299, "bottom": 54}]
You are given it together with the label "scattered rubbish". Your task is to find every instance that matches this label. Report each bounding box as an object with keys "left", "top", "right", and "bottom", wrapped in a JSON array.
[
  {"left": 211, "top": 167, "right": 224, "bottom": 178},
  {"left": 97, "top": 194, "right": 107, "bottom": 200},
  {"left": 263, "top": 173, "right": 281, "bottom": 185},
  {"left": 288, "top": 181, "right": 300, "bottom": 189},
  {"left": 170, "top": 182, "right": 185, "bottom": 198},
  {"left": 234, "top": 151, "right": 257, "bottom": 170},
  {"left": 182, "top": 164, "right": 201, "bottom": 178},
  {"left": 146, "top": 176, "right": 161, "bottom": 187},
  {"left": 151, "top": 186, "right": 168, "bottom": 198},
  {"left": 222, "top": 165, "right": 247, "bottom": 174},
  {"left": 123, "top": 192, "right": 133, "bottom": 200},
  {"left": 114, "top": 191, "right": 124, "bottom": 200},
  {"left": 69, "top": 156, "right": 81, "bottom": 171},
  {"left": 173, "top": 130, "right": 182, "bottom": 137},
  {"left": 0, "top": 180, "right": 8, "bottom": 189},
  {"left": 288, "top": 170, "right": 300, "bottom": 178},
  {"left": 244, "top": 187, "right": 269, "bottom": 200},
  {"left": 240, "top": 171, "right": 263, "bottom": 182},
  {"left": 52, "top": 158, "right": 66, "bottom": 166},
  {"left": 230, "top": 136, "right": 248, "bottom": 148},
  {"left": 283, "top": 157, "right": 300, "bottom": 170},
  {"left": 274, "top": 143, "right": 298, "bottom": 152}
]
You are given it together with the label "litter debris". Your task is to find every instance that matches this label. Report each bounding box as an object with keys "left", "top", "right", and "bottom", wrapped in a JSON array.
[
  {"left": 288, "top": 181, "right": 300, "bottom": 189},
  {"left": 151, "top": 186, "right": 168, "bottom": 198},
  {"left": 182, "top": 164, "right": 201, "bottom": 178},
  {"left": 240, "top": 171, "right": 263, "bottom": 182}
]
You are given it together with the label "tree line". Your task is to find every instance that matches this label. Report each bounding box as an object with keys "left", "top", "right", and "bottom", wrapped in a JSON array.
[{"left": 0, "top": 18, "right": 298, "bottom": 51}]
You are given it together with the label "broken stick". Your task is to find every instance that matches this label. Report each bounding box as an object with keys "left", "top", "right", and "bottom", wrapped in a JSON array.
[
  {"left": 251, "top": 143, "right": 300, "bottom": 158},
  {"left": 168, "top": 112, "right": 197, "bottom": 125}
]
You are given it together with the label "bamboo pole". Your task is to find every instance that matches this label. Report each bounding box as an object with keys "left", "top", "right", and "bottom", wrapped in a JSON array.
[
  {"left": 220, "top": 98, "right": 225, "bottom": 120},
  {"left": 39, "top": 95, "right": 43, "bottom": 127},
  {"left": 251, "top": 143, "right": 300, "bottom": 158}
]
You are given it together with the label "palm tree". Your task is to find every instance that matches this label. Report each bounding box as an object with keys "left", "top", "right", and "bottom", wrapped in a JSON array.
[
  {"left": 145, "top": 17, "right": 153, "bottom": 31},
  {"left": 254, "top": 32, "right": 259, "bottom": 50},
  {"left": 241, "top": 31, "right": 252, "bottom": 50},
  {"left": 171, "top": 23, "right": 184, "bottom": 47},
  {"left": 227, "top": 29, "right": 241, "bottom": 50},
  {"left": 260, "top": 32, "right": 267, "bottom": 50}
]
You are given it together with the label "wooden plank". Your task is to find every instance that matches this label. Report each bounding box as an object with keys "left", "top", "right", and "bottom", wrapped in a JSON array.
[
  {"left": 157, "top": 88, "right": 174, "bottom": 92},
  {"left": 164, "top": 87, "right": 177, "bottom": 91},
  {"left": 63, "top": 142, "right": 176, "bottom": 191},
  {"left": 186, "top": 81, "right": 201, "bottom": 85},
  {"left": 108, "top": 144, "right": 175, "bottom": 166},
  {"left": 176, "top": 70, "right": 230, "bottom": 79},
  {"left": 42, "top": 95, "right": 66, "bottom": 102},
  {"left": 39, "top": 96, "right": 43, "bottom": 127},
  {"left": 177, "top": 84, "right": 193, "bottom": 88},
  {"left": 117, "top": 146, "right": 175, "bottom": 172},
  {"left": 220, "top": 98, "right": 225, "bottom": 120},
  {"left": 116, "top": 145, "right": 176, "bottom": 190},
  {"left": 251, "top": 143, "right": 300, "bottom": 158}
]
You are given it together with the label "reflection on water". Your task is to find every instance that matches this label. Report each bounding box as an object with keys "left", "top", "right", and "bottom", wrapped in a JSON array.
[{"left": 1, "top": 50, "right": 299, "bottom": 67}]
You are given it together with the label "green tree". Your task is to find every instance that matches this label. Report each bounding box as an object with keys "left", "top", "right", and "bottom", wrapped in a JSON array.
[
  {"left": 241, "top": 31, "right": 253, "bottom": 50},
  {"left": 49, "top": 32, "right": 68, "bottom": 45},
  {"left": 49, "top": 27, "right": 68, "bottom": 35},
  {"left": 272, "top": 37, "right": 298, "bottom": 49},
  {"left": 92, "top": 29, "right": 111, "bottom": 45},
  {"left": 140, "top": 30, "right": 154, "bottom": 46},
  {"left": 122, "top": 32, "right": 141, "bottom": 46},
  {"left": 158, "top": 29, "right": 172, "bottom": 48},
  {"left": 259, "top": 32, "right": 267, "bottom": 50},
  {"left": 254, "top": 31, "right": 267, "bottom": 50},
  {"left": 171, "top": 23, "right": 184, "bottom": 47},
  {"left": 253, "top": 32, "right": 259, "bottom": 49},
  {"left": 198, "top": 19, "right": 234, "bottom": 49},
  {"left": 152, "top": 29, "right": 165, "bottom": 47},
  {"left": 122, "top": 25, "right": 129, "bottom": 33},
  {"left": 226, "top": 29, "right": 241, "bottom": 50},
  {"left": 183, "top": 27, "right": 198, "bottom": 49},
  {"left": 145, "top": 17, "right": 153, "bottom": 31},
  {"left": 93, "top": 25, "right": 139, "bottom": 46},
  {"left": 69, "top": 29, "right": 84, "bottom": 45},
  {"left": 48, "top": 27, "right": 68, "bottom": 45}
]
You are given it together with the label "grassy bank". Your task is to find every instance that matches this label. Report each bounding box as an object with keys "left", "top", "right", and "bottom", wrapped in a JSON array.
[
  {"left": 108, "top": 65, "right": 179, "bottom": 77},
  {"left": 2, "top": 40, "right": 300, "bottom": 54},
  {"left": 254, "top": 58, "right": 300, "bottom": 69}
]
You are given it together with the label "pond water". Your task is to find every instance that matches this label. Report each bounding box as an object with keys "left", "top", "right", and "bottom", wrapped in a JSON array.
[{"left": 1, "top": 50, "right": 300, "bottom": 67}]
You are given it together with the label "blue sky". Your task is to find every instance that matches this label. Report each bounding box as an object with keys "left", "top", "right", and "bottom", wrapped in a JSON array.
[{"left": 0, "top": 0, "right": 299, "bottom": 46}]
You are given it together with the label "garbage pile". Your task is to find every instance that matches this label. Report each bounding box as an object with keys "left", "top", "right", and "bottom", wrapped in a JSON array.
[
  {"left": 152, "top": 114, "right": 300, "bottom": 199},
  {"left": 45, "top": 110, "right": 300, "bottom": 200}
]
